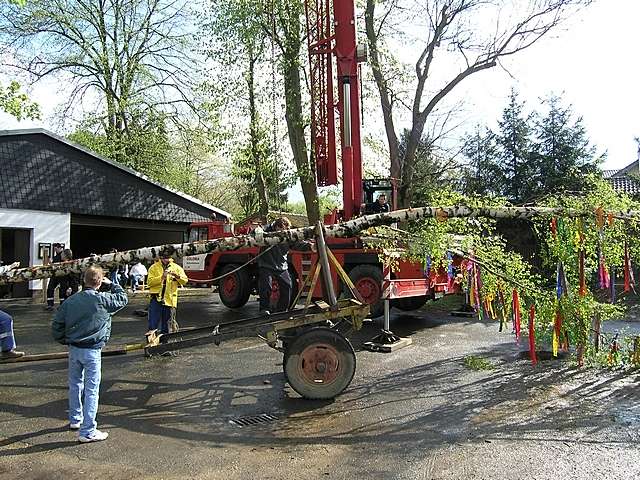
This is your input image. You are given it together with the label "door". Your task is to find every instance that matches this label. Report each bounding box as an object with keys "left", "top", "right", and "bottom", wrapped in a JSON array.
[{"left": 0, "top": 228, "right": 31, "bottom": 298}]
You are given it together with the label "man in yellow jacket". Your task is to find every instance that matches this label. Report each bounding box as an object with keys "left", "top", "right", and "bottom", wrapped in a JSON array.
[{"left": 147, "top": 254, "right": 188, "bottom": 334}]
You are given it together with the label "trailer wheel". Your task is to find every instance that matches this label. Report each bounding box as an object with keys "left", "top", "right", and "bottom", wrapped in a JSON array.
[
  {"left": 348, "top": 264, "right": 384, "bottom": 318},
  {"left": 218, "top": 264, "right": 251, "bottom": 308},
  {"left": 393, "top": 295, "right": 429, "bottom": 311},
  {"left": 284, "top": 328, "right": 356, "bottom": 400}
]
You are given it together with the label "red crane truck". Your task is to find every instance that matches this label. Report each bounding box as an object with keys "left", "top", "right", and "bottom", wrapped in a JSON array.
[{"left": 184, "top": 0, "right": 456, "bottom": 317}]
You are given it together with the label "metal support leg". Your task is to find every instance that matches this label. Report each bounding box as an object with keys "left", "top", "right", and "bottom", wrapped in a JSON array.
[
  {"left": 363, "top": 273, "right": 412, "bottom": 353},
  {"left": 384, "top": 298, "right": 390, "bottom": 331},
  {"left": 315, "top": 221, "right": 338, "bottom": 310}
]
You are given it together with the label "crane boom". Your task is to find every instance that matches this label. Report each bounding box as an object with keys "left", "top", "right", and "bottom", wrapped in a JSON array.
[{"left": 305, "top": 0, "right": 364, "bottom": 220}]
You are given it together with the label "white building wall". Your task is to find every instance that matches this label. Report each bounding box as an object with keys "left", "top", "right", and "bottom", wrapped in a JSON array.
[{"left": 0, "top": 207, "right": 71, "bottom": 290}]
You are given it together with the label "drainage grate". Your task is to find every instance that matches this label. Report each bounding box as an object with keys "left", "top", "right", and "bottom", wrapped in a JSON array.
[{"left": 229, "top": 413, "right": 278, "bottom": 427}]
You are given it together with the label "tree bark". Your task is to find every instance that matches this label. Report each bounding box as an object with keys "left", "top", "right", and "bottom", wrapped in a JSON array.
[
  {"left": 277, "top": 3, "right": 320, "bottom": 224},
  {"left": 247, "top": 53, "right": 270, "bottom": 218},
  {"left": 364, "top": 0, "right": 401, "bottom": 182}
]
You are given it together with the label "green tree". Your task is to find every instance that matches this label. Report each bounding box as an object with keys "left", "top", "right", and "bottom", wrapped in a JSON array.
[
  {"left": 268, "top": 0, "right": 321, "bottom": 224},
  {"left": 0, "top": 0, "right": 201, "bottom": 163},
  {"left": 68, "top": 111, "right": 171, "bottom": 181},
  {"left": 532, "top": 95, "right": 602, "bottom": 196},
  {"left": 231, "top": 120, "right": 293, "bottom": 219},
  {"left": 495, "top": 90, "right": 536, "bottom": 203},
  {"left": 0, "top": 80, "right": 39, "bottom": 120},
  {"left": 204, "top": 0, "right": 289, "bottom": 219},
  {"left": 0, "top": 2, "right": 39, "bottom": 121},
  {"left": 461, "top": 127, "right": 499, "bottom": 197},
  {"left": 398, "top": 129, "right": 459, "bottom": 204}
]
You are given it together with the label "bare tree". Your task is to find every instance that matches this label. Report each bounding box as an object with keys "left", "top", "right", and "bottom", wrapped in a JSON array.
[
  {"left": 365, "top": 0, "right": 592, "bottom": 207},
  {"left": 0, "top": 0, "right": 200, "bottom": 147}
]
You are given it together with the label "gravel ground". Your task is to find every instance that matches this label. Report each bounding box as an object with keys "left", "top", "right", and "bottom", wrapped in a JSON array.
[{"left": 0, "top": 291, "right": 638, "bottom": 479}]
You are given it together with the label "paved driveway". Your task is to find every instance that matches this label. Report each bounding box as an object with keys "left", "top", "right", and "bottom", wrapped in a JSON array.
[{"left": 1, "top": 292, "right": 638, "bottom": 479}]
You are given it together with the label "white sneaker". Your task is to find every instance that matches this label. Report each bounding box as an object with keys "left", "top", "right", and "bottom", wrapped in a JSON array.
[
  {"left": 69, "top": 422, "right": 81, "bottom": 430},
  {"left": 78, "top": 429, "right": 109, "bottom": 443}
]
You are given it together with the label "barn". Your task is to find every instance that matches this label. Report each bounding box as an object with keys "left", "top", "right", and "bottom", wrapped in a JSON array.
[{"left": 0, "top": 128, "right": 230, "bottom": 298}]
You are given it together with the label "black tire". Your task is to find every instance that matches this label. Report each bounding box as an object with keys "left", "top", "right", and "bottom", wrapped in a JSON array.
[
  {"left": 284, "top": 328, "right": 356, "bottom": 400},
  {"left": 393, "top": 295, "right": 429, "bottom": 311},
  {"left": 348, "top": 264, "right": 384, "bottom": 318},
  {"left": 218, "top": 264, "right": 251, "bottom": 308}
]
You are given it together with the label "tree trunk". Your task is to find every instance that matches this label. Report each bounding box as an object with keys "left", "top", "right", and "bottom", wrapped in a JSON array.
[
  {"left": 247, "top": 53, "right": 270, "bottom": 218},
  {"left": 278, "top": 5, "right": 320, "bottom": 224},
  {"left": 4, "top": 205, "right": 639, "bottom": 285},
  {"left": 364, "top": 0, "right": 401, "bottom": 181}
]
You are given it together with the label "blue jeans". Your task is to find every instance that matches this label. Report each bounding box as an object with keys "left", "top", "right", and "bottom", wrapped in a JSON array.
[
  {"left": 68, "top": 345, "right": 102, "bottom": 437},
  {"left": 148, "top": 296, "right": 172, "bottom": 334},
  {"left": 130, "top": 274, "right": 143, "bottom": 290},
  {"left": 0, "top": 310, "right": 16, "bottom": 352}
]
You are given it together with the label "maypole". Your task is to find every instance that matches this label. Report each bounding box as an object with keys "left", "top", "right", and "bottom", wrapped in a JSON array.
[{"left": 2, "top": 205, "right": 640, "bottom": 285}]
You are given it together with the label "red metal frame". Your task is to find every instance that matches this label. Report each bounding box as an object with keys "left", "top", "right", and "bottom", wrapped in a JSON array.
[
  {"left": 305, "top": 0, "right": 337, "bottom": 186},
  {"left": 306, "top": 0, "right": 363, "bottom": 220}
]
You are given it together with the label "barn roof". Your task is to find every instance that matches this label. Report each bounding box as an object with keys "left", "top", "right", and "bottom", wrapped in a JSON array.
[{"left": 0, "top": 128, "right": 230, "bottom": 223}]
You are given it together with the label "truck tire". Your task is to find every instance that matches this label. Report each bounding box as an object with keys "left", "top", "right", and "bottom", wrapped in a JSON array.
[
  {"left": 348, "top": 264, "right": 384, "bottom": 318},
  {"left": 268, "top": 267, "right": 299, "bottom": 311},
  {"left": 283, "top": 327, "right": 356, "bottom": 400},
  {"left": 218, "top": 264, "right": 251, "bottom": 308},
  {"left": 393, "top": 295, "right": 429, "bottom": 311}
]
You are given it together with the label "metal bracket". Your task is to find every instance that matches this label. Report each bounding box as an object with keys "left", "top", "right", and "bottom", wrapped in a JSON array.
[{"left": 363, "top": 329, "right": 412, "bottom": 353}]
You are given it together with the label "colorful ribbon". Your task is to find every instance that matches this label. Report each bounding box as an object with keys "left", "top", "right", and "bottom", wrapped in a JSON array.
[
  {"left": 512, "top": 289, "right": 521, "bottom": 343},
  {"left": 624, "top": 241, "right": 636, "bottom": 293},
  {"left": 528, "top": 304, "right": 537, "bottom": 366}
]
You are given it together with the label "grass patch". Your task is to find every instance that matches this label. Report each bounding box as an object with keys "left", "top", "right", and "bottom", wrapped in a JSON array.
[
  {"left": 463, "top": 355, "right": 496, "bottom": 371},
  {"left": 422, "top": 293, "right": 465, "bottom": 313}
]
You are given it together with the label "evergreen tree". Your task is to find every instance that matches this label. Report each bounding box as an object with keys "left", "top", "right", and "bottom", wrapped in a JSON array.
[
  {"left": 495, "top": 89, "right": 537, "bottom": 203},
  {"left": 461, "top": 126, "right": 499, "bottom": 197},
  {"left": 399, "top": 129, "right": 458, "bottom": 205},
  {"left": 532, "top": 95, "right": 602, "bottom": 195}
]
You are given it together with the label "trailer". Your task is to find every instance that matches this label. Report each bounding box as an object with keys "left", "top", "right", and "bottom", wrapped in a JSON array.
[{"left": 144, "top": 298, "right": 369, "bottom": 399}]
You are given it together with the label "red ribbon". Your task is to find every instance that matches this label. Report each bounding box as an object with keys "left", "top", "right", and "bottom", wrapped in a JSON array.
[
  {"left": 579, "top": 250, "right": 586, "bottom": 296},
  {"left": 512, "top": 289, "right": 521, "bottom": 342},
  {"left": 554, "top": 309, "right": 563, "bottom": 339},
  {"left": 624, "top": 241, "right": 635, "bottom": 293},
  {"left": 529, "top": 304, "right": 537, "bottom": 366}
]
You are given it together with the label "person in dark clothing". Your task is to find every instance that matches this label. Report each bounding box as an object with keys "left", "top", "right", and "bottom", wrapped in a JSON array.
[
  {"left": 257, "top": 217, "right": 313, "bottom": 314},
  {"left": 107, "top": 249, "right": 128, "bottom": 286},
  {"left": 369, "top": 193, "right": 390, "bottom": 214},
  {"left": 59, "top": 249, "right": 80, "bottom": 304},
  {"left": 46, "top": 243, "right": 65, "bottom": 310}
]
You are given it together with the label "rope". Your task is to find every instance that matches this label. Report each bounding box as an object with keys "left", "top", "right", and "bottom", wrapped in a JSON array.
[{"left": 186, "top": 246, "right": 274, "bottom": 284}]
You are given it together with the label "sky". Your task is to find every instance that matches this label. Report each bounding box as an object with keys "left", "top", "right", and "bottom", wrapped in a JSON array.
[
  {"left": 1, "top": 0, "right": 638, "bottom": 175},
  {"left": 456, "top": 0, "right": 640, "bottom": 170}
]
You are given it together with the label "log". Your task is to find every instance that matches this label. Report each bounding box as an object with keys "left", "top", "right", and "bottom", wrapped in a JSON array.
[{"left": 2, "top": 205, "right": 639, "bottom": 285}]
